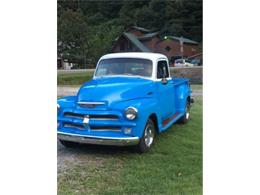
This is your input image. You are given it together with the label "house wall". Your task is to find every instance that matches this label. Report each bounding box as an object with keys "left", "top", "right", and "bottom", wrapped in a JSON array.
[
  {"left": 142, "top": 36, "right": 161, "bottom": 51},
  {"left": 184, "top": 43, "right": 198, "bottom": 57},
  {"left": 155, "top": 39, "right": 198, "bottom": 61}
]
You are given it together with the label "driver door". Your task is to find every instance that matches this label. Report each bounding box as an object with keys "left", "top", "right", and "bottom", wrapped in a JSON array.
[{"left": 156, "top": 60, "right": 175, "bottom": 121}]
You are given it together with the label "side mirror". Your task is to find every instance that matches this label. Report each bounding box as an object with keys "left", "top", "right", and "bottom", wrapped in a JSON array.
[{"left": 161, "top": 77, "right": 168, "bottom": 85}]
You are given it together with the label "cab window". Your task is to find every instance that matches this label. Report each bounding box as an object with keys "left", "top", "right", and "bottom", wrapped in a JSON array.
[{"left": 157, "top": 60, "right": 169, "bottom": 79}]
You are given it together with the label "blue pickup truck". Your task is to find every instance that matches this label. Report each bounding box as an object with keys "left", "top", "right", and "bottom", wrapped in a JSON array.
[{"left": 57, "top": 52, "right": 193, "bottom": 152}]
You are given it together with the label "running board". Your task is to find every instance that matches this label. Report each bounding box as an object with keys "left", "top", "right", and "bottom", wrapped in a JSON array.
[{"left": 162, "top": 112, "right": 183, "bottom": 127}]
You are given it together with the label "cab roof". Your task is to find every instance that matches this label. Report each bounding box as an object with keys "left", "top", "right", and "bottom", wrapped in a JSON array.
[{"left": 100, "top": 52, "right": 167, "bottom": 61}]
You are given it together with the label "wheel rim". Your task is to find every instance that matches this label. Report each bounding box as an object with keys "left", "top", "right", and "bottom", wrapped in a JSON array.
[
  {"left": 144, "top": 125, "right": 154, "bottom": 147},
  {"left": 185, "top": 103, "right": 190, "bottom": 120}
]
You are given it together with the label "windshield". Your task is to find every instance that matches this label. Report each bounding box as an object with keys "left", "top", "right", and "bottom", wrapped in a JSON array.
[{"left": 95, "top": 58, "right": 153, "bottom": 78}]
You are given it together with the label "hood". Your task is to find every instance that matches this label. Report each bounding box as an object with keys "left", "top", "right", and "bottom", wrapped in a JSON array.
[{"left": 77, "top": 77, "right": 155, "bottom": 107}]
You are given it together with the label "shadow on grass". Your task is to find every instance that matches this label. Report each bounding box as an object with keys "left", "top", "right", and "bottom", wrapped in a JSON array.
[{"left": 59, "top": 141, "right": 138, "bottom": 155}]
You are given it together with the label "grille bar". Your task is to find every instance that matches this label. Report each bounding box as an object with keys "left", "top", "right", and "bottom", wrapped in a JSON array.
[
  {"left": 90, "top": 126, "right": 121, "bottom": 132},
  {"left": 64, "top": 112, "right": 84, "bottom": 120},
  {"left": 63, "top": 123, "right": 85, "bottom": 130},
  {"left": 90, "top": 115, "right": 118, "bottom": 120},
  {"left": 63, "top": 122, "right": 121, "bottom": 132}
]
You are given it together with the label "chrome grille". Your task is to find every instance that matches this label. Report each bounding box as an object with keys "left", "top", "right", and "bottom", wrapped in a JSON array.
[{"left": 64, "top": 112, "right": 119, "bottom": 121}]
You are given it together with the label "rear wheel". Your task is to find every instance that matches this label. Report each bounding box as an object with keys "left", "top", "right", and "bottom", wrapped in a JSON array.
[
  {"left": 179, "top": 101, "right": 191, "bottom": 124},
  {"left": 137, "top": 119, "right": 155, "bottom": 153}
]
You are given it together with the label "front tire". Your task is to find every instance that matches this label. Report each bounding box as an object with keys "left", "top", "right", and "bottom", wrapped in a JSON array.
[
  {"left": 137, "top": 119, "right": 155, "bottom": 153},
  {"left": 59, "top": 140, "right": 79, "bottom": 148}
]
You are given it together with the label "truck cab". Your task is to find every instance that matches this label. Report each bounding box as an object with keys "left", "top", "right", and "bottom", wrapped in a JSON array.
[{"left": 57, "top": 52, "right": 192, "bottom": 153}]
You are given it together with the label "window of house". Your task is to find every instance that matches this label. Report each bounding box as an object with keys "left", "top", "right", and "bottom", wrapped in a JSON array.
[
  {"left": 165, "top": 46, "right": 171, "bottom": 52},
  {"left": 120, "top": 43, "right": 125, "bottom": 51},
  {"left": 157, "top": 60, "right": 169, "bottom": 79}
]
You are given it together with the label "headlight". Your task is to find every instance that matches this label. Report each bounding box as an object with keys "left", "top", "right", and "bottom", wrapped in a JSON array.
[
  {"left": 57, "top": 104, "right": 60, "bottom": 112},
  {"left": 125, "top": 107, "right": 138, "bottom": 120}
]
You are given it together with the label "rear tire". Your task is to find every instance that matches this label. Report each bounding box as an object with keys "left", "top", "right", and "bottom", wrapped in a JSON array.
[
  {"left": 179, "top": 101, "right": 191, "bottom": 124},
  {"left": 136, "top": 119, "right": 155, "bottom": 153}
]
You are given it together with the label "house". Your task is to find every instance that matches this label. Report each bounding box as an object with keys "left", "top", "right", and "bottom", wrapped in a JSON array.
[
  {"left": 111, "top": 26, "right": 199, "bottom": 65},
  {"left": 57, "top": 57, "right": 74, "bottom": 70}
]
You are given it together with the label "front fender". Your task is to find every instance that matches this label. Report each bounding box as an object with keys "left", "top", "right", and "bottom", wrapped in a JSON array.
[
  {"left": 57, "top": 96, "right": 76, "bottom": 116},
  {"left": 111, "top": 98, "right": 159, "bottom": 137}
]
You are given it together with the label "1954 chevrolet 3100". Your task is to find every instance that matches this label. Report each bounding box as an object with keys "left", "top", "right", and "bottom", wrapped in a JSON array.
[{"left": 57, "top": 52, "right": 193, "bottom": 152}]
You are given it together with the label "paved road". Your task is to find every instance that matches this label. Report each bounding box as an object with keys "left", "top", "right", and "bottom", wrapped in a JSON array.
[
  {"left": 57, "top": 86, "right": 202, "bottom": 97},
  {"left": 57, "top": 86, "right": 78, "bottom": 97}
]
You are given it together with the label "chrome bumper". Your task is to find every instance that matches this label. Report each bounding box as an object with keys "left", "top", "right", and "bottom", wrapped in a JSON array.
[{"left": 58, "top": 132, "right": 140, "bottom": 146}]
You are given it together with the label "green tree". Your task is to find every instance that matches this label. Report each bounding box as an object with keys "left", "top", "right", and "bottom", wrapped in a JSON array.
[{"left": 58, "top": 9, "right": 89, "bottom": 68}]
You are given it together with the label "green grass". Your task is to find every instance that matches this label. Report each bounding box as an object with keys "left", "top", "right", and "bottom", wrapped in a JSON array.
[
  {"left": 58, "top": 96, "right": 202, "bottom": 195},
  {"left": 57, "top": 72, "right": 93, "bottom": 85},
  {"left": 57, "top": 71, "right": 197, "bottom": 86},
  {"left": 190, "top": 85, "right": 202, "bottom": 91}
]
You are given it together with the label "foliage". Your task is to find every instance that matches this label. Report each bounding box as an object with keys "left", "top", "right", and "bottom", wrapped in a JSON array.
[
  {"left": 58, "top": 9, "right": 89, "bottom": 66},
  {"left": 58, "top": 0, "right": 202, "bottom": 68}
]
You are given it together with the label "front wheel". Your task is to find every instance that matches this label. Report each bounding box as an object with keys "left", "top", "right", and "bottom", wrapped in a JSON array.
[
  {"left": 136, "top": 119, "right": 155, "bottom": 153},
  {"left": 59, "top": 140, "right": 79, "bottom": 148}
]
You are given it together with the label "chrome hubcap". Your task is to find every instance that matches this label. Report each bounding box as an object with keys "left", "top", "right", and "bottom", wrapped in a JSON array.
[
  {"left": 144, "top": 125, "right": 154, "bottom": 147},
  {"left": 186, "top": 104, "right": 190, "bottom": 119},
  {"left": 186, "top": 112, "right": 190, "bottom": 119}
]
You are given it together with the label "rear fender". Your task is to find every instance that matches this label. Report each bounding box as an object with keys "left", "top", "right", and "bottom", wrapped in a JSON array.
[{"left": 175, "top": 81, "right": 191, "bottom": 113}]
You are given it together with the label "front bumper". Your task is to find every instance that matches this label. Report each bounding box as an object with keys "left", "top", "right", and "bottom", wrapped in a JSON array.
[{"left": 58, "top": 131, "right": 140, "bottom": 146}]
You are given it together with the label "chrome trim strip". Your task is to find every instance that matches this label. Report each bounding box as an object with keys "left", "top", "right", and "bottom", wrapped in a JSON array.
[
  {"left": 91, "top": 118, "right": 118, "bottom": 121},
  {"left": 78, "top": 101, "right": 105, "bottom": 105},
  {"left": 63, "top": 123, "right": 85, "bottom": 130},
  {"left": 58, "top": 132, "right": 139, "bottom": 146},
  {"left": 64, "top": 114, "right": 83, "bottom": 120},
  {"left": 91, "top": 129, "right": 121, "bottom": 132}
]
